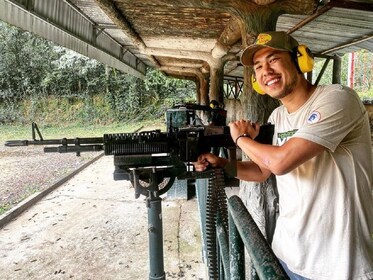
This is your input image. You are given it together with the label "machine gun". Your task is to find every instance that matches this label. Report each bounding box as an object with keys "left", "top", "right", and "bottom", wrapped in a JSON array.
[
  {"left": 5, "top": 122, "right": 272, "bottom": 191},
  {"left": 5, "top": 104, "right": 273, "bottom": 195},
  {"left": 6, "top": 122, "right": 237, "bottom": 191},
  {"left": 5, "top": 106, "right": 274, "bottom": 280}
]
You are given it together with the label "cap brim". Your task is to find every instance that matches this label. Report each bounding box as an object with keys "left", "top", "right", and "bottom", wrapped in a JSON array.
[{"left": 240, "top": 45, "right": 266, "bottom": 66}]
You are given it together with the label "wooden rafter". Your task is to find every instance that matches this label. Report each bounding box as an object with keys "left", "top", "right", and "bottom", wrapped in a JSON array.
[{"left": 321, "top": 33, "right": 373, "bottom": 55}]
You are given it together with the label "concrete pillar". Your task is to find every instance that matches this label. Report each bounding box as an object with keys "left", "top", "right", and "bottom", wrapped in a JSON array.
[
  {"left": 198, "top": 73, "right": 210, "bottom": 123},
  {"left": 332, "top": 55, "right": 342, "bottom": 84},
  {"left": 209, "top": 59, "right": 224, "bottom": 104},
  {"left": 200, "top": 75, "right": 210, "bottom": 106}
]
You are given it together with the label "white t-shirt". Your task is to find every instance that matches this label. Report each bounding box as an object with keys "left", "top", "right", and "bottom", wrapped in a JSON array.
[{"left": 268, "top": 85, "right": 373, "bottom": 280}]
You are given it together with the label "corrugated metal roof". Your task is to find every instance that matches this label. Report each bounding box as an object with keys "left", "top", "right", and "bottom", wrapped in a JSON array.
[{"left": 278, "top": 7, "right": 373, "bottom": 56}]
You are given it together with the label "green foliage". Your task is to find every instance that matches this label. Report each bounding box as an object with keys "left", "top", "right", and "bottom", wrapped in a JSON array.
[
  {"left": 313, "top": 50, "right": 373, "bottom": 99},
  {"left": 0, "top": 21, "right": 196, "bottom": 125},
  {"left": 0, "top": 102, "right": 21, "bottom": 123},
  {"left": 104, "top": 67, "right": 195, "bottom": 122},
  {"left": 0, "top": 22, "right": 56, "bottom": 100},
  {"left": 144, "top": 68, "right": 196, "bottom": 110},
  {"left": 41, "top": 48, "right": 107, "bottom": 97}
]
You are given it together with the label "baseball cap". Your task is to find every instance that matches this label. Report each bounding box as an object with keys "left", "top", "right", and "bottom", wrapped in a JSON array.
[{"left": 241, "top": 31, "right": 299, "bottom": 66}]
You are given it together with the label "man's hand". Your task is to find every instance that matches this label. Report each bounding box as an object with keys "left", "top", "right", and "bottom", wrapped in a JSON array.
[
  {"left": 193, "top": 153, "right": 228, "bottom": 172},
  {"left": 228, "top": 120, "right": 260, "bottom": 143}
]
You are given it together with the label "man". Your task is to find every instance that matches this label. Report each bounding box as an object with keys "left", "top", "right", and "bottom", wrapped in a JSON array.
[{"left": 194, "top": 31, "right": 373, "bottom": 279}]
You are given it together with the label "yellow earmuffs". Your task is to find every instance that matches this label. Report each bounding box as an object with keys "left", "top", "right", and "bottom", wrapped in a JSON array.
[
  {"left": 251, "top": 45, "right": 314, "bottom": 95},
  {"left": 251, "top": 75, "right": 265, "bottom": 95},
  {"left": 296, "top": 45, "right": 314, "bottom": 73}
]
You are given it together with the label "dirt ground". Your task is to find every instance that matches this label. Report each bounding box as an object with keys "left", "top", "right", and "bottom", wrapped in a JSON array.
[
  {"left": 0, "top": 145, "right": 98, "bottom": 212},
  {"left": 0, "top": 154, "right": 206, "bottom": 280}
]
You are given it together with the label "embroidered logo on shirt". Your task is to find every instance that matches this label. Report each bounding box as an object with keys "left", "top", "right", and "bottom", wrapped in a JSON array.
[
  {"left": 307, "top": 111, "right": 321, "bottom": 124},
  {"left": 277, "top": 129, "right": 298, "bottom": 146}
]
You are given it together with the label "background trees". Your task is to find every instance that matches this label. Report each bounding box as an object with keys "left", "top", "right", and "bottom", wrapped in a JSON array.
[
  {"left": 311, "top": 51, "right": 372, "bottom": 100},
  {"left": 0, "top": 22, "right": 196, "bottom": 125}
]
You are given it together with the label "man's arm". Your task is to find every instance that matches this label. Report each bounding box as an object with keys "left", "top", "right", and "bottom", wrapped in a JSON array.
[
  {"left": 194, "top": 153, "right": 272, "bottom": 182},
  {"left": 236, "top": 160, "right": 272, "bottom": 182},
  {"left": 236, "top": 136, "right": 325, "bottom": 175},
  {"left": 194, "top": 121, "right": 325, "bottom": 181}
]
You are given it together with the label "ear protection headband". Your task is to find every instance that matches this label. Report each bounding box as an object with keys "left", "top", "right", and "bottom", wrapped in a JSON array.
[{"left": 251, "top": 45, "right": 314, "bottom": 95}]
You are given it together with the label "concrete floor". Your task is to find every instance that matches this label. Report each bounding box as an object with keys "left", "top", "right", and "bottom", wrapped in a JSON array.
[{"left": 0, "top": 156, "right": 207, "bottom": 280}]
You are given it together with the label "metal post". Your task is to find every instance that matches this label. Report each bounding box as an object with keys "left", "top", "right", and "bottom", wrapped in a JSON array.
[
  {"left": 217, "top": 216, "right": 230, "bottom": 279},
  {"left": 147, "top": 193, "right": 166, "bottom": 280},
  {"left": 229, "top": 211, "right": 245, "bottom": 280},
  {"left": 332, "top": 55, "right": 342, "bottom": 84},
  {"left": 146, "top": 169, "right": 166, "bottom": 280},
  {"left": 315, "top": 58, "right": 331, "bottom": 86},
  {"left": 228, "top": 195, "right": 289, "bottom": 280}
]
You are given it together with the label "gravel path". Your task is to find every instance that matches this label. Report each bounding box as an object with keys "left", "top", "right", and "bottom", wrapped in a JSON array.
[{"left": 0, "top": 145, "right": 98, "bottom": 213}]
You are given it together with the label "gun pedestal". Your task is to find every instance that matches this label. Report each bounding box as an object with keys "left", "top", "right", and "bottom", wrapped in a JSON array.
[
  {"left": 146, "top": 186, "right": 165, "bottom": 280},
  {"left": 130, "top": 167, "right": 171, "bottom": 280}
]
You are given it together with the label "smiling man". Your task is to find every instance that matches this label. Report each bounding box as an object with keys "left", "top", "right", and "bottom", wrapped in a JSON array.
[{"left": 194, "top": 31, "right": 373, "bottom": 279}]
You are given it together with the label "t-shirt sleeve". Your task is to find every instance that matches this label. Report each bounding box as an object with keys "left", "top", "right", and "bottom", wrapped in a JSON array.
[
  {"left": 294, "top": 85, "right": 366, "bottom": 152},
  {"left": 268, "top": 109, "right": 279, "bottom": 146}
]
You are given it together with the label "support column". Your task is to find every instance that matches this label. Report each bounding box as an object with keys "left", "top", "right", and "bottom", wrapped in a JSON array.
[
  {"left": 198, "top": 73, "right": 210, "bottom": 123},
  {"left": 348, "top": 52, "right": 355, "bottom": 88},
  {"left": 209, "top": 59, "right": 225, "bottom": 104},
  {"left": 332, "top": 55, "right": 342, "bottom": 84},
  {"left": 199, "top": 75, "right": 210, "bottom": 106}
]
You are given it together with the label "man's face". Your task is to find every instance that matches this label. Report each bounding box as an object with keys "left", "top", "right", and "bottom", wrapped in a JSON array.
[{"left": 252, "top": 47, "right": 299, "bottom": 100}]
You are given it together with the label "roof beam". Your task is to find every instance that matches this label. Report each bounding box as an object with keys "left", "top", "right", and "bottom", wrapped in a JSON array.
[
  {"left": 287, "top": 0, "right": 373, "bottom": 35},
  {"left": 320, "top": 33, "right": 373, "bottom": 54},
  {"left": 146, "top": 47, "right": 213, "bottom": 65},
  {"left": 93, "top": 0, "right": 161, "bottom": 68},
  {"left": 95, "top": 23, "right": 120, "bottom": 29},
  {"left": 160, "top": 61, "right": 205, "bottom": 68},
  {"left": 287, "top": 5, "right": 332, "bottom": 34},
  {"left": 159, "top": 66, "right": 206, "bottom": 80}
]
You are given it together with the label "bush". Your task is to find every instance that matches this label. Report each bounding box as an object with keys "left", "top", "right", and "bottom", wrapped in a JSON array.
[{"left": 0, "top": 102, "right": 22, "bottom": 123}]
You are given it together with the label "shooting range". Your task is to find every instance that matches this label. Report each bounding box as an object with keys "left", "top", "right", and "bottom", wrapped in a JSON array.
[{"left": 0, "top": 0, "right": 372, "bottom": 279}]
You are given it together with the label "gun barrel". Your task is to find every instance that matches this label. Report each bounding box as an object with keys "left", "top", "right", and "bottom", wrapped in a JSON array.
[
  {"left": 44, "top": 145, "right": 104, "bottom": 153},
  {"left": 5, "top": 140, "right": 30, "bottom": 147},
  {"left": 5, "top": 137, "right": 104, "bottom": 147}
]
